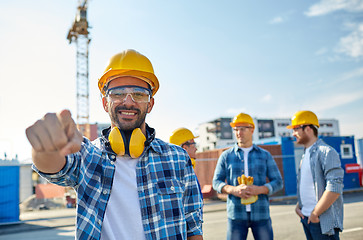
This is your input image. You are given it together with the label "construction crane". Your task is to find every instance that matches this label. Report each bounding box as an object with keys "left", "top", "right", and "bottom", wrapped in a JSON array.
[{"left": 67, "top": 0, "right": 91, "bottom": 138}]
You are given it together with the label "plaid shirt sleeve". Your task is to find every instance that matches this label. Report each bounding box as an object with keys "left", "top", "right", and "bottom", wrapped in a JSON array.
[
  {"left": 32, "top": 138, "right": 90, "bottom": 187},
  {"left": 212, "top": 149, "right": 228, "bottom": 193},
  {"left": 183, "top": 153, "right": 204, "bottom": 237},
  {"left": 264, "top": 150, "right": 283, "bottom": 196}
]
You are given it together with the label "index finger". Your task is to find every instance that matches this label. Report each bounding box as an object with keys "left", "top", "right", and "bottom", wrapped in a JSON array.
[{"left": 57, "top": 109, "right": 76, "bottom": 139}]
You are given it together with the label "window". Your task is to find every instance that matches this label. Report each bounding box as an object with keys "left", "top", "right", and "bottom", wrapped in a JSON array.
[
  {"left": 340, "top": 144, "right": 353, "bottom": 159},
  {"left": 277, "top": 122, "right": 289, "bottom": 127},
  {"left": 258, "top": 120, "right": 275, "bottom": 139}
]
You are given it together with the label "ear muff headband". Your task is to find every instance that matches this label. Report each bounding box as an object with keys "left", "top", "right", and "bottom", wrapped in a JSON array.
[{"left": 108, "top": 127, "right": 146, "bottom": 158}]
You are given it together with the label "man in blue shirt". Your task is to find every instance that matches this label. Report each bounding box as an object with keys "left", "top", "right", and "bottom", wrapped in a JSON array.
[
  {"left": 287, "top": 110, "right": 344, "bottom": 240},
  {"left": 213, "top": 113, "right": 283, "bottom": 240},
  {"left": 26, "top": 49, "right": 203, "bottom": 240}
]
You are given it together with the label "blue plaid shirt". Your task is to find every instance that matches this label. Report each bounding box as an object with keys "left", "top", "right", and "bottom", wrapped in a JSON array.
[
  {"left": 213, "top": 144, "right": 283, "bottom": 221},
  {"left": 297, "top": 139, "right": 344, "bottom": 235},
  {"left": 34, "top": 128, "right": 203, "bottom": 240}
]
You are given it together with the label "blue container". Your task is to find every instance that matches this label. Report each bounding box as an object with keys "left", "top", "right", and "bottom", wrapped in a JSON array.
[
  {"left": 0, "top": 165, "right": 20, "bottom": 223},
  {"left": 281, "top": 137, "right": 297, "bottom": 196},
  {"left": 320, "top": 136, "right": 360, "bottom": 190}
]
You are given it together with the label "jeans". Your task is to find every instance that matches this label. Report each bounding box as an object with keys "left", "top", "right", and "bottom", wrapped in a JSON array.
[
  {"left": 300, "top": 217, "right": 340, "bottom": 240},
  {"left": 227, "top": 214, "right": 273, "bottom": 240}
]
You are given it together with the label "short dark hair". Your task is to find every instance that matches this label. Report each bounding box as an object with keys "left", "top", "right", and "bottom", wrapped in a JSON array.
[{"left": 303, "top": 124, "right": 318, "bottom": 137}]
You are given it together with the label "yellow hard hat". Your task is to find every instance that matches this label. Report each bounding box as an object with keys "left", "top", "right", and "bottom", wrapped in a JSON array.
[
  {"left": 98, "top": 49, "right": 159, "bottom": 96},
  {"left": 169, "top": 128, "right": 198, "bottom": 146},
  {"left": 230, "top": 113, "right": 255, "bottom": 128},
  {"left": 286, "top": 110, "right": 320, "bottom": 129}
]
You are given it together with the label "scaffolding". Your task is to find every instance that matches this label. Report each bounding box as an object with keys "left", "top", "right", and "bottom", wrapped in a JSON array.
[{"left": 66, "top": 0, "right": 91, "bottom": 137}]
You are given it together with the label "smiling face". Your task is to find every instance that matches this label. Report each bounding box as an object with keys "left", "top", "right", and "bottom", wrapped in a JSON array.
[{"left": 102, "top": 76, "right": 154, "bottom": 133}]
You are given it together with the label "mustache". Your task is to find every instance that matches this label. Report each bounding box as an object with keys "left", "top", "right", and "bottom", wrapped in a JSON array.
[{"left": 115, "top": 106, "right": 141, "bottom": 114}]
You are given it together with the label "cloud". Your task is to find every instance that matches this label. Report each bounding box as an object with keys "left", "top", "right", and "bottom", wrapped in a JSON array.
[
  {"left": 269, "top": 16, "right": 284, "bottom": 24},
  {"left": 317, "top": 67, "right": 363, "bottom": 87},
  {"left": 335, "top": 23, "right": 363, "bottom": 58},
  {"left": 307, "top": 89, "right": 363, "bottom": 112},
  {"left": 260, "top": 94, "right": 272, "bottom": 103},
  {"left": 339, "top": 66, "right": 363, "bottom": 81},
  {"left": 305, "top": 0, "right": 363, "bottom": 17}
]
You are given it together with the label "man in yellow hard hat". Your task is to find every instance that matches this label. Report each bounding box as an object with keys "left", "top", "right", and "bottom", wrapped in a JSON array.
[
  {"left": 212, "top": 113, "right": 283, "bottom": 240},
  {"left": 26, "top": 49, "right": 203, "bottom": 240},
  {"left": 287, "top": 110, "right": 344, "bottom": 239},
  {"left": 170, "top": 127, "right": 198, "bottom": 168}
]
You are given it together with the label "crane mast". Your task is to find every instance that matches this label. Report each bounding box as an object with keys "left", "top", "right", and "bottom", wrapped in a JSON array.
[{"left": 67, "top": 0, "right": 90, "bottom": 138}]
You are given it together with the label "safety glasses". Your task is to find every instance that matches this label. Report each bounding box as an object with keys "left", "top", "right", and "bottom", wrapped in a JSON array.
[
  {"left": 106, "top": 86, "right": 151, "bottom": 103},
  {"left": 183, "top": 141, "right": 196, "bottom": 147},
  {"left": 233, "top": 126, "right": 253, "bottom": 132},
  {"left": 292, "top": 125, "right": 309, "bottom": 131},
  {"left": 292, "top": 125, "right": 315, "bottom": 132}
]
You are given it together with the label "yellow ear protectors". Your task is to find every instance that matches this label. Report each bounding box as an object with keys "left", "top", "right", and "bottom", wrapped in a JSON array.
[
  {"left": 190, "top": 158, "right": 196, "bottom": 168},
  {"left": 108, "top": 127, "right": 146, "bottom": 158}
]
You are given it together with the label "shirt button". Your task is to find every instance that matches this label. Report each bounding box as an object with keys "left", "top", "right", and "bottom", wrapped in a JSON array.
[
  {"left": 170, "top": 186, "right": 175, "bottom": 191},
  {"left": 110, "top": 155, "right": 116, "bottom": 160},
  {"left": 103, "top": 190, "right": 108, "bottom": 195},
  {"left": 98, "top": 219, "right": 102, "bottom": 225}
]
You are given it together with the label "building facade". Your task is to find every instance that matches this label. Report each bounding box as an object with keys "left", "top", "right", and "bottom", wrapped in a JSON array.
[{"left": 198, "top": 117, "right": 340, "bottom": 151}]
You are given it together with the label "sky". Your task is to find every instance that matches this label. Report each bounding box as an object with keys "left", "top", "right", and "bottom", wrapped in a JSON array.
[{"left": 0, "top": 0, "right": 362, "bottom": 161}]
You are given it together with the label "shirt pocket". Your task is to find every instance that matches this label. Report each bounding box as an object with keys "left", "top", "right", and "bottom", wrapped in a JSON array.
[
  {"left": 252, "top": 160, "right": 267, "bottom": 185},
  {"left": 156, "top": 179, "right": 184, "bottom": 222}
]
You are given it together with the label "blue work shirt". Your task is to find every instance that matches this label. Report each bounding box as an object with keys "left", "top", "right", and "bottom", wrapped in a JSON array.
[
  {"left": 297, "top": 139, "right": 344, "bottom": 235},
  {"left": 213, "top": 144, "right": 283, "bottom": 221},
  {"left": 33, "top": 127, "right": 203, "bottom": 240}
]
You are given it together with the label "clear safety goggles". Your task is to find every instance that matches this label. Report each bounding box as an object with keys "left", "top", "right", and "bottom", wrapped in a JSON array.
[
  {"left": 292, "top": 124, "right": 315, "bottom": 132},
  {"left": 106, "top": 86, "right": 151, "bottom": 103},
  {"left": 182, "top": 141, "right": 196, "bottom": 147},
  {"left": 232, "top": 126, "right": 253, "bottom": 132}
]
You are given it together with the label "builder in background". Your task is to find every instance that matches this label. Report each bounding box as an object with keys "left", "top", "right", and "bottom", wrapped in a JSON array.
[
  {"left": 170, "top": 127, "right": 198, "bottom": 168},
  {"left": 287, "top": 110, "right": 344, "bottom": 239},
  {"left": 170, "top": 127, "right": 205, "bottom": 200},
  {"left": 26, "top": 49, "right": 203, "bottom": 240},
  {"left": 213, "top": 113, "right": 283, "bottom": 240}
]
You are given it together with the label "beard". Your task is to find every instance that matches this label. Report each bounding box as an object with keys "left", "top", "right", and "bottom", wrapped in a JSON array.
[
  {"left": 109, "top": 105, "right": 148, "bottom": 131},
  {"left": 296, "top": 133, "right": 309, "bottom": 145}
]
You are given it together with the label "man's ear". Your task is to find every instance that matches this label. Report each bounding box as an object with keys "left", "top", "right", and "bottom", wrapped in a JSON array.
[
  {"left": 102, "top": 97, "right": 109, "bottom": 112},
  {"left": 147, "top": 97, "right": 155, "bottom": 114},
  {"left": 306, "top": 126, "right": 314, "bottom": 135}
]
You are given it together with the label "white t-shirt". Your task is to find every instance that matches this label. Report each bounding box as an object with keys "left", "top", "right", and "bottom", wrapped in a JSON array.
[
  {"left": 100, "top": 156, "right": 146, "bottom": 240},
  {"left": 241, "top": 146, "right": 253, "bottom": 212},
  {"left": 300, "top": 145, "right": 317, "bottom": 217}
]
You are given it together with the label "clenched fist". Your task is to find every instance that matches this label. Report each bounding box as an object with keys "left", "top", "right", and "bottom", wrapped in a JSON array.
[{"left": 26, "top": 109, "right": 83, "bottom": 174}]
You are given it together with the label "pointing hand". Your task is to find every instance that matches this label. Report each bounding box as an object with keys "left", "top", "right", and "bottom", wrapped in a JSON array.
[{"left": 26, "top": 109, "right": 83, "bottom": 173}]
